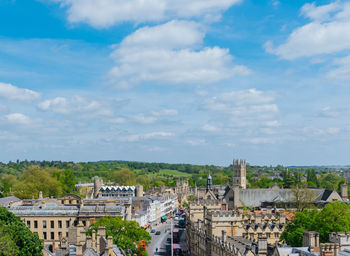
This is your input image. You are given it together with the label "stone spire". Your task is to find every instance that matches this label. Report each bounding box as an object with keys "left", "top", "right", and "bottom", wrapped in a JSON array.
[{"left": 206, "top": 171, "right": 213, "bottom": 192}]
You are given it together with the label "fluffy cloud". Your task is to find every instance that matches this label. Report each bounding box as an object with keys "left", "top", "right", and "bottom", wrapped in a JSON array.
[
  {"left": 152, "top": 109, "right": 178, "bottom": 116},
  {"left": 265, "top": 2, "right": 350, "bottom": 60},
  {"left": 132, "top": 114, "right": 157, "bottom": 124},
  {"left": 203, "top": 88, "right": 278, "bottom": 119},
  {"left": 53, "top": 0, "right": 241, "bottom": 28},
  {"left": 202, "top": 124, "right": 220, "bottom": 132},
  {"left": 0, "top": 82, "right": 40, "bottom": 101},
  {"left": 38, "top": 96, "right": 112, "bottom": 116},
  {"left": 5, "top": 113, "right": 31, "bottom": 124},
  {"left": 109, "top": 20, "right": 250, "bottom": 88},
  {"left": 327, "top": 54, "right": 350, "bottom": 81},
  {"left": 121, "top": 131, "right": 174, "bottom": 142}
]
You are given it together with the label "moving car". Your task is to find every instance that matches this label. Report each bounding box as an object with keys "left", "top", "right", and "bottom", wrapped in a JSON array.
[
  {"left": 155, "top": 231, "right": 161, "bottom": 235},
  {"left": 151, "top": 229, "right": 156, "bottom": 233}
]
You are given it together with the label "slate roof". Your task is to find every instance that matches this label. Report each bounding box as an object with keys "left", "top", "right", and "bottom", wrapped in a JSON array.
[
  {"left": 226, "top": 188, "right": 341, "bottom": 207},
  {"left": 0, "top": 196, "right": 20, "bottom": 206}
]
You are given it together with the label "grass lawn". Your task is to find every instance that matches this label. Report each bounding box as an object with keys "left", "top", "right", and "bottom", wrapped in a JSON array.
[{"left": 157, "top": 169, "right": 192, "bottom": 177}]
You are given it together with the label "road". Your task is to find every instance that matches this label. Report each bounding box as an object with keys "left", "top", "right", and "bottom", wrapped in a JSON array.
[
  {"left": 147, "top": 220, "right": 173, "bottom": 256},
  {"left": 147, "top": 218, "right": 188, "bottom": 256}
]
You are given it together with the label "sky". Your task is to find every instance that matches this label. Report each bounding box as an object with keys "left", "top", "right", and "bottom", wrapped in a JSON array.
[{"left": 0, "top": 0, "right": 350, "bottom": 166}]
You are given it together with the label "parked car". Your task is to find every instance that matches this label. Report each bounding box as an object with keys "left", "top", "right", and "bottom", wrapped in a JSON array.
[
  {"left": 156, "top": 231, "right": 161, "bottom": 235},
  {"left": 151, "top": 229, "right": 156, "bottom": 233}
]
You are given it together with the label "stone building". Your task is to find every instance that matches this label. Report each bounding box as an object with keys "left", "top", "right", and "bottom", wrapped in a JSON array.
[
  {"left": 43, "top": 222, "right": 126, "bottom": 256},
  {"left": 7, "top": 193, "right": 125, "bottom": 251},
  {"left": 187, "top": 219, "right": 270, "bottom": 256},
  {"left": 273, "top": 231, "right": 350, "bottom": 256},
  {"left": 223, "top": 159, "right": 346, "bottom": 209}
]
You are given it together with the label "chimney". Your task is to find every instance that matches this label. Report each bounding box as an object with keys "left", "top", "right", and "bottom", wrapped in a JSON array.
[
  {"left": 76, "top": 243, "right": 83, "bottom": 256},
  {"left": 92, "top": 230, "right": 96, "bottom": 248},
  {"left": 105, "top": 236, "right": 113, "bottom": 255},
  {"left": 303, "top": 232, "right": 320, "bottom": 252},
  {"left": 258, "top": 238, "right": 268, "bottom": 255},
  {"left": 321, "top": 243, "right": 339, "bottom": 256},
  {"left": 341, "top": 184, "right": 348, "bottom": 201},
  {"left": 86, "top": 236, "right": 92, "bottom": 249},
  {"left": 266, "top": 206, "right": 272, "bottom": 214},
  {"left": 136, "top": 185, "right": 143, "bottom": 197},
  {"left": 222, "top": 230, "right": 227, "bottom": 243}
]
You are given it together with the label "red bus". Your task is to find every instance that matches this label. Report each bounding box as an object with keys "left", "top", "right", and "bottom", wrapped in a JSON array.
[
  {"left": 173, "top": 244, "right": 183, "bottom": 256},
  {"left": 173, "top": 228, "right": 180, "bottom": 243}
]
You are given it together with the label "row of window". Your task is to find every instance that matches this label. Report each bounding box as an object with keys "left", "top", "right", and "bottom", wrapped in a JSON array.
[
  {"left": 41, "top": 231, "right": 68, "bottom": 240},
  {"left": 26, "top": 220, "right": 70, "bottom": 229},
  {"left": 26, "top": 219, "right": 88, "bottom": 230}
]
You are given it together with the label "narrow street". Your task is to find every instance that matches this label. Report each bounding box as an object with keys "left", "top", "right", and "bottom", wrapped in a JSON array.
[{"left": 147, "top": 218, "right": 188, "bottom": 256}]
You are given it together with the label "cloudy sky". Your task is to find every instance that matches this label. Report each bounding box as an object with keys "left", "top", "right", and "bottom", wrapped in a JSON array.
[{"left": 0, "top": 0, "right": 349, "bottom": 166}]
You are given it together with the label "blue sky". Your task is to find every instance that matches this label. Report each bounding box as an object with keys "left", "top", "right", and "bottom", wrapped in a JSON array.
[{"left": 0, "top": 0, "right": 350, "bottom": 166}]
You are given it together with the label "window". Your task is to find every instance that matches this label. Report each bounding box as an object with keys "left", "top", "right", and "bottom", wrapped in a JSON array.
[
  {"left": 61, "top": 200, "right": 64, "bottom": 204},
  {"left": 43, "top": 232, "right": 47, "bottom": 240},
  {"left": 27, "top": 220, "right": 31, "bottom": 228},
  {"left": 51, "top": 232, "right": 54, "bottom": 240},
  {"left": 58, "top": 221, "right": 62, "bottom": 228},
  {"left": 82, "top": 221, "right": 86, "bottom": 226},
  {"left": 69, "top": 200, "right": 72, "bottom": 204},
  {"left": 43, "top": 220, "right": 47, "bottom": 228},
  {"left": 58, "top": 232, "right": 62, "bottom": 238},
  {"left": 34, "top": 220, "right": 38, "bottom": 228},
  {"left": 66, "top": 232, "right": 68, "bottom": 238},
  {"left": 50, "top": 220, "right": 54, "bottom": 228},
  {"left": 66, "top": 220, "right": 70, "bottom": 228}
]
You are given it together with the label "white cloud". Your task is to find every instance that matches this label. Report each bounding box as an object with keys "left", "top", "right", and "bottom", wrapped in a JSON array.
[
  {"left": 204, "top": 88, "right": 278, "bottom": 119},
  {"left": 132, "top": 114, "right": 157, "bottom": 124},
  {"left": 121, "top": 131, "right": 174, "bottom": 142},
  {"left": 109, "top": 20, "right": 250, "bottom": 88},
  {"left": 0, "top": 82, "right": 40, "bottom": 101},
  {"left": 265, "top": 2, "right": 350, "bottom": 60},
  {"left": 245, "top": 137, "right": 276, "bottom": 144},
  {"left": 38, "top": 96, "right": 112, "bottom": 116},
  {"left": 5, "top": 113, "right": 31, "bottom": 124},
  {"left": 53, "top": 0, "right": 241, "bottom": 28},
  {"left": 152, "top": 109, "right": 178, "bottom": 116},
  {"left": 327, "top": 54, "right": 350, "bottom": 81},
  {"left": 202, "top": 124, "right": 220, "bottom": 132},
  {"left": 301, "top": 2, "right": 342, "bottom": 21},
  {"left": 106, "top": 117, "right": 127, "bottom": 124},
  {"left": 186, "top": 139, "right": 206, "bottom": 146}
]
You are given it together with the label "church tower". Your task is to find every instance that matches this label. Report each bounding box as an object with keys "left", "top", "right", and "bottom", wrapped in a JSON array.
[
  {"left": 232, "top": 159, "right": 246, "bottom": 189},
  {"left": 206, "top": 171, "right": 213, "bottom": 192}
]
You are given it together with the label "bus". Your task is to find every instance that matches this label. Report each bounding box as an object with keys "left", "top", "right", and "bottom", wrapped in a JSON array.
[
  {"left": 173, "top": 228, "right": 180, "bottom": 243},
  {"left": 179, "top": 217, "right": 185, "bottom": 228},
  {"left": 173, "top": 244, "right": 183, "bottom": 256},
  {"left": 137, "top": 240, "right": 147, "bottom": 255}
]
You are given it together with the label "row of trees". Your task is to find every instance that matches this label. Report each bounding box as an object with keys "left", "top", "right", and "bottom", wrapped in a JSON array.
[{"left": 281, "top": 202, "right": 350, "bottom": 246}]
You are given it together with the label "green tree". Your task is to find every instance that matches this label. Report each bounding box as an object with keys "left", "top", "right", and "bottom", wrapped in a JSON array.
[
  {"left": 111, "top": 168, "right": 136, "bottom": 185},
  {"left": 87, "top": 216, "right": 151, "bottom": 256},
  {"left": 0, "top": 207, "right": 43, "bottom": 255},
  {"left": 12, "top": 166, "right": 62, "bottom": 199},
  {"left": 291, "top": 184, "right": 315, "bottom": 211},
  {"left": 280, "top": 202, "right": 350, "bottom": 246},
  {"left": 283, "top": 170, "right": 294, "bottom": 188}
]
